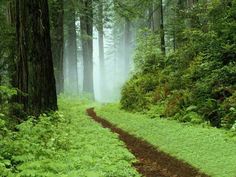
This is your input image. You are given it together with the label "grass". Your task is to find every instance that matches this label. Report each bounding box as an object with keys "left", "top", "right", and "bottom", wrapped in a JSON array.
[
  {"left": 96, "top": 103, "right": 236, "bottom": 177},
  {"left": 0, "top": 98, "right": 140, "bottom": 177}
]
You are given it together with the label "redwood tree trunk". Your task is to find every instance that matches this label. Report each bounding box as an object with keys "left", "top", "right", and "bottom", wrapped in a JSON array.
[
  {"left": 160, "top": 0, "right": 166, "bottom": 55},
  {"left": 123, "top": 18, "right": 131, "bottom": 78},
  {"left": 50, "top": 0, "right": 64, "bottom": 94},
  {"left": 153, "top": 2, "right": 160, "bottom": 33},
  {"left": 66, "top": 3, "right": 78, "bottom": 94},
  {"left": 98, "top": 0, "right": 105, "bottom": 97},
  {"left": 16, "top": 0, "right": 57, "bottom": 116},
  {"left": 80, "top": 0, "right": 94, "bottom": 97}
]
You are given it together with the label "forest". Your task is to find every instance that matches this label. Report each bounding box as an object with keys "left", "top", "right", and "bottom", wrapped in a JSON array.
[{"left": 0, "top": 0, "right": 236, "bottom": 177}]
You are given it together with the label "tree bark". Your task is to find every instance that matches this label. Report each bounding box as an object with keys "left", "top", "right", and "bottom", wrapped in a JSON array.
[
  {"left": 66, "top": 2, "right": 79, "bottom": 94},
  {"left": 6, "top": 0, "right": 17, "bottom": 88},
  {"left": 6, "top": 0, "right": 16, "bottom": 26},
  {"left": 98, "top": 0, "right": 105, "bottom": 97},
  {"left": 160, "top": 0, "right": 166, "bottom": 55},
  {"left": 16, "top": 0, "right": 57, "bottom": 116},
  {"left": 80, "top": 0, "right": 94, "bottom": 98},
  {"left": 50, "top": 0, "right": 64, "bottom": 94},
  {"left": 152, "top": 2, "right": 160, "bottom": 33}
]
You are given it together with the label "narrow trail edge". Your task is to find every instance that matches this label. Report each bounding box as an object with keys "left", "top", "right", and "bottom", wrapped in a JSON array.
[{"left": 86, "top": 108, "right": 210, "bottom": 177}]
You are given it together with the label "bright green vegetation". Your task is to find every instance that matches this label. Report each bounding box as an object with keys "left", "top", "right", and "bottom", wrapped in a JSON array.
[
  {"left": 121, "top": 0, "right": 236, "bottom": 129},
  {"left": 0, "top": 98, "right": 140, "bottom": 177},
  {"left": 96, "top": 104, "right": 236, "bottom": 177}
]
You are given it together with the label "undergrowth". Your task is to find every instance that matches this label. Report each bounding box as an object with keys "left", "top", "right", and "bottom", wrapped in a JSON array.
[
  {"left": 96, "top": 104, "right": 236, "bottom": 177},
  {"left": 120, "top": 0, "right": 236, "bottom": 129},
  {"left": 0, "top": 97, "right": 140, "bottom": 177}
]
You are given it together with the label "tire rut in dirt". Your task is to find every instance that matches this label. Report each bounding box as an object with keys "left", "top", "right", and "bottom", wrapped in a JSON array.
[{"left": 87, "top": 108, "right": 210, "bottom": 177}]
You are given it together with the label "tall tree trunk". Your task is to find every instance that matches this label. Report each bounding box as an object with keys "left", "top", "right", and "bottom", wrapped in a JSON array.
[
  {"left": 174, "top": 0, "right": 185, "bottom": 50},
  {"left": 80, "top": 0, "right": 94, "bottom": 98},
  {"left": 6, "top": 0, "right": 15, "bottom": 26},
  {"left": 123, "top": 18, "right": 131, "bottom": 78},
  {"left": 148, "top": 5, "right": 153, "bottom": 30},
  {"left": 160, "top": 0, "right": 166, "bottom": 55},
  {"left": 50, "top": 0, "right": 64, "bottom": 94},
  {"left": 153, "top": 2, "right": 160, "bottom": 33},
  {"left": 66, "top": 2, "right": 79, "bottom": 94},
  {"left": 98, "top": 0, "right": 105, "bottom": 97},
  {"left": 6, "top": 0, "right": 17, "bottom": 88},
  {"left": 16, "top": 0, "right": 57, "bottom": 116}
]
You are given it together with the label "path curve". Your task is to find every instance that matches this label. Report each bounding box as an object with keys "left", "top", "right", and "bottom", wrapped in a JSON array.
[{"left": 87, "top": 108, "right": 210, "bottom": 177}]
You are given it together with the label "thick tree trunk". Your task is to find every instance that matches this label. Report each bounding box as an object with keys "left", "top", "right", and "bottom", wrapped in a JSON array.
[
  {"left": 50, "top": 0, "right": 64, "bottom": 94},
  {"left": 80, "top": 0, "right": 94, "bottom": 97},
  {"left": 66, "top": 3, "right": 79, "bottom": 94},
  {"left": 16, "top": 0, "right": 57, "bottom": 116},
  {"left": 16, "top": 0, "right": 29, "bottom": 112}
]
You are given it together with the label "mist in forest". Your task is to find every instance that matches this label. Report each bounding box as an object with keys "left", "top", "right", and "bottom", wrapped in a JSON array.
[{"left": 64, "top": 22, "right": 135, "bottom": 102}]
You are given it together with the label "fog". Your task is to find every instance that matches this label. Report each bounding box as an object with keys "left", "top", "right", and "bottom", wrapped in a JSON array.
[{"left": 63, "top": 20, "right": 135, "bottom": 102}]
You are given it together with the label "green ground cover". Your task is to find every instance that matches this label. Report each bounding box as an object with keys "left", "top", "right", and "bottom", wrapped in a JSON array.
[
  {"left": 96, "top": 104, "right": 236, "bottom": 177},
  {"left": 0, "top": 98, "right": 140, "bottom": 177}
]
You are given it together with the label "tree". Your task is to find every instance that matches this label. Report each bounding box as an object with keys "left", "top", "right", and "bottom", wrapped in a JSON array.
[
  {"left": 50, "top": 0, "right": 64, "bottom": 94},
  {"left": 16, "top": 0, "right": 57, "bottom": 116},
  {"left": 80, "top": 0, "right": 94, "bottom": 97},
  {"left": 97, "top": 0, "right": 105, "bottom": 97},
  {"left": 152, "top": 2, "right": 160, "bottom": 33},
  {"left": 64, "top": 0, "right": 79, "bottom": 94},
  {"left": 123, "top": 17, "right": 132, "bottom": 78},
  {"left": 160, "top": 0, "right": 165, "bottom": 55}
]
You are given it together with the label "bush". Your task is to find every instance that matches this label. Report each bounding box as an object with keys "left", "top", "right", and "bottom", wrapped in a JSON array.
[
  {"left": 221, "top": 92, "right": 236, "bottom": 128},
  {"left": 121, "top": 73, "right": 159, "bottom": 111}
]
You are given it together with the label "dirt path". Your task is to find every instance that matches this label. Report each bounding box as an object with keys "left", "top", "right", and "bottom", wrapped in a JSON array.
[{"left": 87, "top": 108, "right": 210, "bottom": 177}]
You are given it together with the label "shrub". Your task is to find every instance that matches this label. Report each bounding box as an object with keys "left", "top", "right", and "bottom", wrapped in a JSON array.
[
  {"left": 121, "top": 73, "right": 159, "bottom": 111},
  {"left": 221, "top": 92, "right": 236, "bottom": 128}
]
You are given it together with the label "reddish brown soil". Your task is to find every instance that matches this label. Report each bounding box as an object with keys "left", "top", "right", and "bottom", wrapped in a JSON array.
[{"left": 87, "top": 108, "right": 210, "bottom": 177}]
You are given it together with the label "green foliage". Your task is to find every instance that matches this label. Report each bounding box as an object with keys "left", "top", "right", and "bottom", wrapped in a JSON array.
[
  {"left": 121, "top": 73, "right": 159, "bottom": 111},
  {"left": 173, "top": 105, "right": 204, "bottom": 124},
  {"left": 0, "top": 2, "right": 16, "bottom": 86},
  {"left": 133, "top": 29, "right": 164, "bottom": 73},
  {"left": 96, "top": 104, "right": 236, "bottom": 177},
  {"left": 0, "top": 98, "right": 140, "bottom": 177},
  {"left": 121, "top": 0, "right": 236, "bottom": 128},
  {"left": 0, "top": 86, "right": 17, "bottom": 103},
  {"left": 121, "top": 29, "right": 165, "bottom": 112},
  {"left": 221, "top": 92, "right": 236, "bottom": 128},
  {"left": 0, "top": 86, "right": 17, "bottom": 126}
]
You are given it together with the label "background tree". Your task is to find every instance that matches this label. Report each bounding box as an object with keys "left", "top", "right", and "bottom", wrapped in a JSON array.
[
  {"left": 64, "top": 0, "right": 79, "bottom": 94},
  {"left": 80, "top": 0, "right": 94, "bottom": 97},
  {"left": 49, "top": 0, "right": 64, "bottom": 94}
]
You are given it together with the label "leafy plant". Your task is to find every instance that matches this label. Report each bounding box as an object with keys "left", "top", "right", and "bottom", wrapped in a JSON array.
[{"left": 0, "top": 98, "right": 140, "bottom": 177}]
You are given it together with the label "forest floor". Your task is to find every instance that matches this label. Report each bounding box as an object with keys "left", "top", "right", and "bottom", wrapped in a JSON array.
[
  {"left": 94, "top": 104, "right": 236, "bottom": 177},
  {"left": 87, "top": 108, "right": 209, "bottom": 177},
  {"left": 6, "top": 98, "right": 234, "bottom": 176}
]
